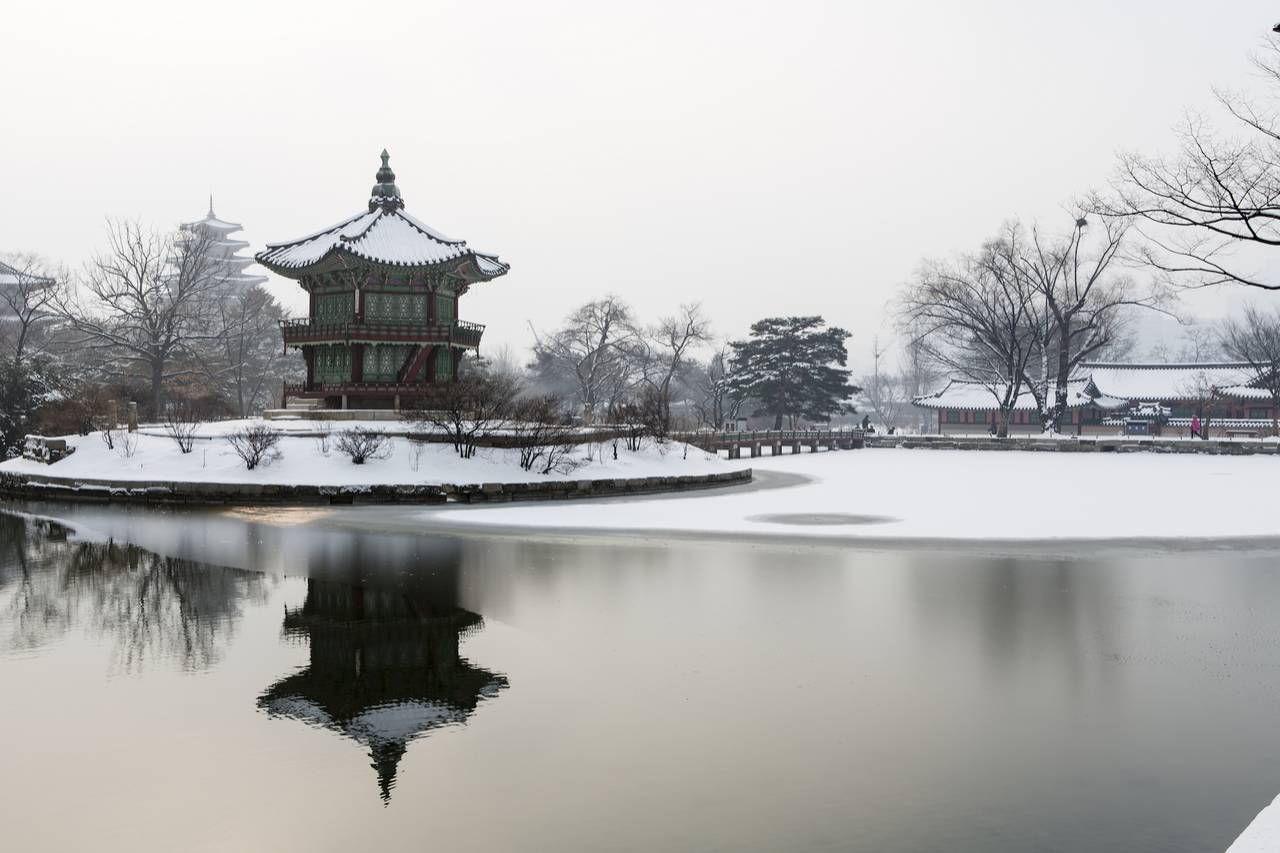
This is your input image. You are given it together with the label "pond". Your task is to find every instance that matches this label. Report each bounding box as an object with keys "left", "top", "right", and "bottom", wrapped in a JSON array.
[{"left": 1, "top": 503, "right": 1278, "bottom": 852}]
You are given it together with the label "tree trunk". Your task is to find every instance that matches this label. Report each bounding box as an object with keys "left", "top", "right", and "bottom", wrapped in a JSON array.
[
  {"left": 150, "top": 360, "right": 164, "bottom": 421},
  {"left": 997, "top": 409, "right": 1009, "bottom": 438},
  {"left": 773, "top": 411, "right": 784, "bottom": 430}
]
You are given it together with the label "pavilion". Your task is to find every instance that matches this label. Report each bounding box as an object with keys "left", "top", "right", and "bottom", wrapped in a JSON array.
[{"left": 257, "top": 151, "right": 510, "bottom": 411}]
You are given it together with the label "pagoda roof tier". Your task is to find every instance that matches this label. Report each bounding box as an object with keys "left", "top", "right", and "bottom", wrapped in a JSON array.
[
  {"left": 182, "top": 200, "right": 247, "bottom": 235},
  {"left": 255, "top": 150, "right": 510, "bottom": 282}
]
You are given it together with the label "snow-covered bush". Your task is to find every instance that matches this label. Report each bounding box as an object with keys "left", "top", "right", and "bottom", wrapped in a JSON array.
[
  {"left": 226, "top": 425, "right": 282, "bottom": 470},
  {"left": 511, "top": 395, "right": 580, "bottom": 474},
  {"left": 162, "top": 400, "right": 204, "bottom": 454},
  {"left": 334, "top": 427, "right": 390, "bottom": 465}
]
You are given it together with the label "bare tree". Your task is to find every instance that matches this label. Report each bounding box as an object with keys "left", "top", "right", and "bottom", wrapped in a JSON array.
[
  {"left": 510, "top": 395, "right": 581, "bottom": 474},
  {"left": 860, "top": 337, "right": 910, "bottom": 431},
  {"left": 0, "top": 253, "right": 62, "bottom": 368},
  {"left": 1220, "top": 304, "right": 1280, "bottom": 435},
  {"left": 633, "top": 303, "right": 711, "bottom": 433},
  {"left": 1179, "top": 370, "right": 1219, "bottom": 437},
  {"left": 53, "top": 220, "right": 229, "bottom": 418},
  {"left": 901, "top": 322, "right": 942, "bottom": 432},
  {"left": 1018, "top": 217, "right": 1160, "bottom": 432},
  {"left": 406, "top": 373, "right": 519, "bottom": 458},
  {"left": 162, "top": 399, "right": 204, "bottom": 454},
  {"left": 1100, "top": 38, "right": 1280, "bottom": 291},
  {"left": 899, "top": 228, "right": 1041, "bottom": 437},
  {"left": 530, "top": 296, "right": 639, "bottom": 423},
  {"left": 686, "top": 343, "right": 740, "bottom": 429},
  {"left": 206, "top": 285, "right": 294, "bottom": 417}
]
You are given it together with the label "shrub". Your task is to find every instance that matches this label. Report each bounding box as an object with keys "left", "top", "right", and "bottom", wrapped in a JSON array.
[
  {"left": 226, "top": 424, "right": 282, "bottom": 470},
  {"left": 334, "top": 427, "right": 391, "bottom": 465},
  {"left": 403, "top": 374, "right": 519, "bottom": 459},
  {"left": 162, "top": 400, "right": 204, "bottom": 454},
  {"left": 511, "top": 395, "right": 581, "bottom": 474}
]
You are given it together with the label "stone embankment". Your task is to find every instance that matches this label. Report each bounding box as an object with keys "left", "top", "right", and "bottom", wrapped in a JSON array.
[
  {"left": 866, "top": 434, "right": 1280, "bottom": 455},
  {"left": 0, "top": 469, "right": 751, "bottom": 506}
]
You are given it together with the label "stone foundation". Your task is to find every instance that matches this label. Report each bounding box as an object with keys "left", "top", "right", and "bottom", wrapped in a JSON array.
[{"left": 0, "top": 469, "right": 751, "bottom": 507}]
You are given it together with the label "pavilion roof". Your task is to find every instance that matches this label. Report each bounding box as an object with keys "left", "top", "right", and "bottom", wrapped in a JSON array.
[
  {"left": 913, "top": 378, "right": 1098, "bottom": 411},
  {"left": 255, "top": 151, "right": 510, "bottom": 282},
  {"left": 1081, "top": 362, "right": 1259, "bottom": 402}
]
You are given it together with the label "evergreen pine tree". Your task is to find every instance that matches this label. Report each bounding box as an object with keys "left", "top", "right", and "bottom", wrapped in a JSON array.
[{"left": 727, "top": 316, "right": 858, "bottom": 429}]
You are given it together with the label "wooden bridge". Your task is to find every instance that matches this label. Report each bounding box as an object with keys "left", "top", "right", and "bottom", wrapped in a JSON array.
[{"left": 673, "top": 428, "right": 866, "bottom": 459}]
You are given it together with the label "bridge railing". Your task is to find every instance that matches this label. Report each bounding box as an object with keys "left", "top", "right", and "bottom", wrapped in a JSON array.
[{"left": 670, "top": 428, "right": 866, "bottom": 444}]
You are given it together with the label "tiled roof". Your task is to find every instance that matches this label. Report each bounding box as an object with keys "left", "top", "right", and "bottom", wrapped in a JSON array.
[
  {"left": 913, "top": 378, "right": 1095, "bottom": 411},
  {"left": 1082, "top": 362, "right": 1258, "bottom": 401},
  {"left": 256, "top": 206, "right": 509, "bottom": 280}
]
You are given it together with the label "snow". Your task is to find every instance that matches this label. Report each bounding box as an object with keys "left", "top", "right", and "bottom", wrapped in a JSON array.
[
  {"left": 914, "top": 378, "right": 1093, "bottom": 411},
  {"left": 0, "top": 425, "right": 725, "bottom": 487},
  {"left": 1084, "top": 362, "right": 1257, "bottom": 401},
  {"left": 427, "top": 447, "right": 1280, "bottom": 542},
  {"left": 1227, "top": 792, "right": 1280, "bottom": 852},
  {"left": 256, "top": 207, "right": 507, "bottom": 273}
]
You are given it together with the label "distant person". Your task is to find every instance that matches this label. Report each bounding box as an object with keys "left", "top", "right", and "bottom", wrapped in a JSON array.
[
  {"left": 861, "top": 414, "right": 870, "bottom": 431},
  {"left": 988, "top": 421, "right": 997, "bottom": 436},
  {"left": 1190, "top": 415, "right": 1202, "bottom": 440}
]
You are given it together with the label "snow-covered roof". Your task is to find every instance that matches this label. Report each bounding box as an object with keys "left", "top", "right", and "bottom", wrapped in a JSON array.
[
  {"left": 1218, "top": 384, "right": 1272, "bottom": 401},
  {"left": 913, "top": 378, "right": 1096, "bottom": 411},
  {"left": 255, "top": 151, "right": 510, "bottom": 282},
  {"left": 0, "top": 259, "right": 55, "bottom": 288},
  {"left": 1082, "top": 362, "right": 1259, "bottom": 402}
]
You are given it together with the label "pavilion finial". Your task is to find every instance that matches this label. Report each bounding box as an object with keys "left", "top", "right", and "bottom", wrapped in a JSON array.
[
  {"left": 207, "top": 194, "right": 215, "bottom": 218},
  {"left": 369, "top": 149, "right": 403, "bottom": 212}
]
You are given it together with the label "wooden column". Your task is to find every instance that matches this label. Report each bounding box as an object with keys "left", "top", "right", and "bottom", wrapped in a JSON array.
[
  {"left": 304, "top": 348, "right": 316, "bottom": 390},
  {"left": 351, "top": 344, "right": 364, "bottom": 383}
]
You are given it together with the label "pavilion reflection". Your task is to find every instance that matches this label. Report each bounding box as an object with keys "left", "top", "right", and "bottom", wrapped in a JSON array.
[{"left": 256, "top": 569, "right": 508, "bottom": 803}]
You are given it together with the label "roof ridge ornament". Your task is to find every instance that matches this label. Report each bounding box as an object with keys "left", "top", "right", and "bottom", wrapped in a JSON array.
[{"left": 369, "top": 149, "right": 405, "bottom": 213}]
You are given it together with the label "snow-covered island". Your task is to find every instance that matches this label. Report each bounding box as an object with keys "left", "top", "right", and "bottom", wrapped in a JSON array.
[{"left": 0, "top": 420, "right": 730, "bottom": 489}]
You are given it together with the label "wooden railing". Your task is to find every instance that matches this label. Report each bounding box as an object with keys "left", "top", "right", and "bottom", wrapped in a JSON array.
[{"left": 279, "top": 318, "right": 485, "bottom": 348}]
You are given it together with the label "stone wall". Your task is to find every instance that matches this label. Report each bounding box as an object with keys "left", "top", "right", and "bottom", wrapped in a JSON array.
[
  {"left": 0, "top": 469, "right": 751, "bottom": 507},
  {"left": 865, "top": 434, "right": 1280, "bottom": 455}
]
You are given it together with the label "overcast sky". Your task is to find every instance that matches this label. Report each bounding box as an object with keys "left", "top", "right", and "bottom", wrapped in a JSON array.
[{"left": 4, "top": 0, "right": 1278, "bottom": 370}]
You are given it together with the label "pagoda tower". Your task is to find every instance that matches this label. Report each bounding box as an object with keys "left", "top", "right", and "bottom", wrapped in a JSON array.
[
  {"left": 256, "top": 151, "right": 510, "bottom": 411},
  {"left": 179, "top": 200, "right": 269, "bottom": 292}
]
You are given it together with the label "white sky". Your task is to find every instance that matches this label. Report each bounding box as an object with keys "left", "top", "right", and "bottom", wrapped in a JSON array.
[{"left": 4, "top": 0, "right": 1278, "bottom": 372}]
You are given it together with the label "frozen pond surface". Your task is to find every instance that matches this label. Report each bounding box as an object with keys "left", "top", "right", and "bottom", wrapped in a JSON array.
[{"left": 1, "top": 501, "right": 1279, "bottom": 852}]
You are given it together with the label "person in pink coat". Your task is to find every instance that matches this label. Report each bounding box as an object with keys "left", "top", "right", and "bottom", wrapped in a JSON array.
[{"left": 1190, "top": 415, "right": 1202, "bottom": 439}]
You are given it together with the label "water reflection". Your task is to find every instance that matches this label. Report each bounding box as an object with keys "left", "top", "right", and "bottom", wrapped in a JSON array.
[
  {"left": 0, "top": 512, "right": 266, "bottom": 671},
  {"left": 257, "top": 576, "right": 508, "bottom": 802}
]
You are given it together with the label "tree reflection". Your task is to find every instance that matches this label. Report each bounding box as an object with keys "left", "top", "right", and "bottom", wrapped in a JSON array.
[
  {"left": 257, "top": 575, "right": 508, "bottom": 803},
  {"left": 0, "top": 512, "right": 267, "bottom": 671}
]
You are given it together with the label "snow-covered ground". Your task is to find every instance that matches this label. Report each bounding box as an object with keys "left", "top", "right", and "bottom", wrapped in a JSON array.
[
  {"left": 430, "top": 447, "right": 1280, "bottom": 542},
  {"left": 0, "top": 427, "right": 724, "bottom": 486},
  {"left": 1228, "top": 794, "right": 1280, "bottom": 853}
]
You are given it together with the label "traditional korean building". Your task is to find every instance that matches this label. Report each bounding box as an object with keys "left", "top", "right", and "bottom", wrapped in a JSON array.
[
  {"left": 256, "top": 151, "right": 510, "bottom": 411},
  {"left": 179, "top": 200, "right": 269, "bottom": 292},
  {"left": 916, "top": 362, "right": 1276, "bottom": 436},
  {"left": 257, "top": 577, "right": 508, "bottom": 803}
]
